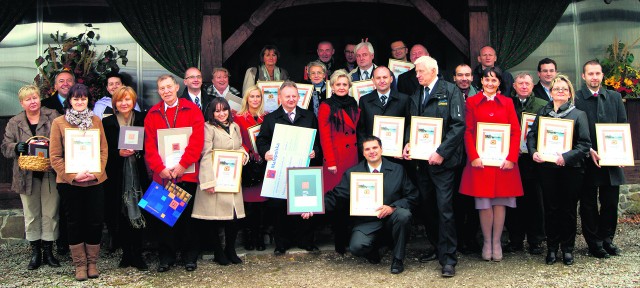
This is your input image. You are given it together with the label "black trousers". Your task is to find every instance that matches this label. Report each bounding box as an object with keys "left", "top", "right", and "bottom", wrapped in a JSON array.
[
  {"left": 538, "top": 167, "right": 583, "bottom": 252},
  {"left": 58, "top": 183, "right": 104, "bottom": 245},
  {"left": 506, "top": 172, "right": 545, "bottom": 246},
  {"left": 579, "top": 172, "right": 620, "bottom": 249},
  {"left": 349, "top": 208, "right": 412, "bottom": 260},
  {"left": 452, "top": 165, "right": 479, "bottom": 251},
  {"left": 157, "top": 181, "right": 197, "bottom": 263},
  {"left": 268, "top": 198, "right": 314, "bottom": 249},
  {"left": 417, "top": 161, "right": 457, "bottom": 266}
]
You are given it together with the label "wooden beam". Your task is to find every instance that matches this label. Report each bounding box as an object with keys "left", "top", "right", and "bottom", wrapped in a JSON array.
[
  {"left": 201, "top": 1, "right": 222, "bottom": 81},
  {"left": 468, "top": 0, "right": 489, "bottom": 68},
  {"left": 408, "top": 0, "right": 469, "bottom": 58},
  {"left": 222, "top": 0, "right": 282, "bottom": 62}
]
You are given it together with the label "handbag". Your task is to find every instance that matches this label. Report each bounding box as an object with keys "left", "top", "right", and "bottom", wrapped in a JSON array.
[
  {"left": 138, "top": 180, "right": 192, "bottom": 227},
  {"left": 241, "top": 158, "right": 267, "bottom": 187}
]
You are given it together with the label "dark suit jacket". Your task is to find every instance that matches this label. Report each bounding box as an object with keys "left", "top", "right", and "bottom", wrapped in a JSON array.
[
  {"left": 356, "top": 89, "right": 411, "bottom": 146},
  {"left": 256, "top": 106, "right": 321, "bottom": 164},
  {"left": 574, "top": 86, "right": 628, "bottom": 186},
  {"left": 180, "top": 85, "right": 215, "bottom": 115},
  {"left": 397, "top": 68, "right": 419, "bottom": 96},
  {"left": 325, "top": 158, "right": 418, "bottom": 234},
  {"left": 533, "top": 82, "right": 552, "bottom": 101},
  {"left": 406, "top": 79, "right": 465, "bottom": 169},
  {"left": 41, "top": 95, "right": 65, "bottom": 115}
]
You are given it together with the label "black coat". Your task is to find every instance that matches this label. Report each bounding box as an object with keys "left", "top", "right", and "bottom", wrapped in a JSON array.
[
  {"left": 406, "top": 79, "right": 465, "bottom": 169},
  {"left": 574, "top": 86, "right": 627, "bottom": 185},
  {"left": 102, "top": 111, "right": 150, "bottom": 199},
  {"left": 397, "top": 68, "right": 419, "bottom": 96},
  {"left": 41, "top": 95, "right": 65, "bottom": 115},
  {"left": 533, "top": 82, "right": 552, "bottom": 102},
  {"left": 180, "top": 85, "right": 215, "bottom": 116},
  {"left": 256, "top": 106, "right": 321, "bottom": 166},
  {"left": 356, "top": 89, "right": 411, "bottom": 146},
  {"left": 325, "top": 158, "right": 418, "bottom": 234}
]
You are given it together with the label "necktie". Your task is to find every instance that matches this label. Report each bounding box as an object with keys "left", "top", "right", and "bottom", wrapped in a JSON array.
[
  {"left": 288, "top": 111, "right": 295, "bottom": 123},
  {"left": 195, "top": 97, "right": 202, "bottom": 110},
  {"left": 313, "top": 91, "right": 320, "bottom": 116},
  {"left": 372, "top": 169, "right": 379, "bottom": 173},
  {"left": 421, "top": 86, "right": 430, "bottom": 113},
  {"left": 380, "top": 95, "right": 387, "bottom": 106},
  {"left": 363, "top": 71, "right": 369, "bottom": 80},
  {"left": 593, "top": 92, "right": 598, "bottom": 97}
]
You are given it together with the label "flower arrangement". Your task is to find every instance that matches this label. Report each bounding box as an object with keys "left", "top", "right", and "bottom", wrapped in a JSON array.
[
  {"left": 601, "top": 37, "right": 640, "bottom": 98},
  {"left": 34, "top": 24, "right": 128, "bottom": 99}
]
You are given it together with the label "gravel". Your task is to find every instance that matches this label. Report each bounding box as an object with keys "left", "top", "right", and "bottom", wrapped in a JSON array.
[{"left": 0, "top": 221, "right": 638, "bottom": 288}]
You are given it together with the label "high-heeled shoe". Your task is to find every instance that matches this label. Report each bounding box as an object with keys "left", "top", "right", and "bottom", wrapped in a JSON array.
[
  {"left": 491, "top": 242, "right": 503, "bottom": 262},
  {"left": 482, "top": 244, "right": 491, "bottom": 261}
]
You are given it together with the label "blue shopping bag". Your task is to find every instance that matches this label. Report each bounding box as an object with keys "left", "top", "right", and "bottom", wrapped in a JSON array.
[{"left": 138, "top": 181, "right": 192, "bottom": 227}]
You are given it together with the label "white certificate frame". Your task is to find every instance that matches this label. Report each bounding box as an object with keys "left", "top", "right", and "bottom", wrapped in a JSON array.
[
  {"left": 157, "top": 127, "right": 196, "bottom": 173},
  {"left": 212, "top": 149, "right": 244, "bottom": 193},
  {"left": 350, "top": 172, "right": 384, "bottom": 216},
  {"left": 256, "top": 81, "right": 284, "bottom": 113},
  {"left": 409, "top": 116, "right": 443, "bottom": 160},
  {"left": 373, "top": 115, "right": 405, "bottom": 158},
  {"left": 520, "top": 113, "right": 537, "bottom": 153},
  {"left": 64, "top": 128, "right": 101, "bottom": 173},
  {"left": 388, "top": 59, "right": 415, "bottom": 78},
  {"left": 536, "top": 117, "right": 574, "bottom": 163},
  {"left": 476, "top": 122, "right": 511, "bottom": 167},
  {"left": 295, "top": 83, "right": 313, "bottom": 109},
  {"left": 595, "top": 123, "right": 635, "bottom": 166},
  {"left": 350, "top": 79, "right": 376, "bottom": 103}
]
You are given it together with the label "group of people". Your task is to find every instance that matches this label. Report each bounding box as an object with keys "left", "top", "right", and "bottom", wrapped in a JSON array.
[{"left": 0, "top": 39, "right": 628, "bottom": 281}]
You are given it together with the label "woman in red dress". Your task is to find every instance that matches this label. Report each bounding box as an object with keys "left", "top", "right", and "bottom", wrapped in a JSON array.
[
  {"left": 317, "top": 69, "right": 360, "bottom": 253},
  {"left": 234, "top": 85, "right": 268, "bottom": 251},
  {"left": 459, "top": 67, "right": 523, "bottom": 262}
]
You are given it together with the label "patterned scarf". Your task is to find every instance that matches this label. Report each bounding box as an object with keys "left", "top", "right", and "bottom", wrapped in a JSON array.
[
  {"left": 260, "top": 65, "right": 281, "bottom": 81},
  {"left": 64, "top": 108, "right": 94, "bottom": 130},
  {"left": 548, "top": 101, "right": 575, "bottom": 118}
]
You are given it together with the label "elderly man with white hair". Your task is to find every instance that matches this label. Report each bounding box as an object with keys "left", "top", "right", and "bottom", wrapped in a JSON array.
[{"left": 402, "top": 55, "right": 465, "bottom": 278}]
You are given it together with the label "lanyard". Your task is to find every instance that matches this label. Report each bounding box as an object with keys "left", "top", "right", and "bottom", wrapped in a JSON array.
[{"left": 161, "top": 101, "right": 179, "bottom": 128}]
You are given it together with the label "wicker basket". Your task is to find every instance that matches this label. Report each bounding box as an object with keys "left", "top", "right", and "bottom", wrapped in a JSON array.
[{"left": 17, "top": 136, "right": 51, "bottom": 172}]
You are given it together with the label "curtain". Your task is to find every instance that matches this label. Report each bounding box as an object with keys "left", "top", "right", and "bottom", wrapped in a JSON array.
[
  {"left": 489, "top": 0, "right": 571, "bottom": 70},
  {"left": 106, "top": 0, "right": 203, "bottom": 76},
  {"left": 0, "top": 0, "right": 36, "bottom": 43}
]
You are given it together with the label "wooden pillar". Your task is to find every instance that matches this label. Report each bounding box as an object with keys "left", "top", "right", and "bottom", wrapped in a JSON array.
[
  {"left": 201, "top": 1, "right": 222, "bottom": 82},
  {"left": 468, "top": 0, "right": 489, "bottom": 68}
]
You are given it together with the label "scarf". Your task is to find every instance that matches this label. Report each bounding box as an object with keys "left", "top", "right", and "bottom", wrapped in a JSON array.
[
  {"left": 118, "top": 112, "right": 145, "bottom": 228},
  {"left": 325, "top": 94, "right": 358, "bottom": 131},
  {"left": 548, "top": 101, "right": 575, "bottom": 118},
  {"left": 64, "top": 108, "right": 94, "bottom": 130},
  {"left": 260, "top": 65, "right": 281, "bottom": 81}
]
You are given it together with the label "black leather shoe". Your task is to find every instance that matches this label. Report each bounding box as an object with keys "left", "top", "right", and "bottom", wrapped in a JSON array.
[
  {"left": 299, "top": 245, "right": 320, "bottom": 254},
  {"left": 588, "top": 247, "right": 610, "bottom": 259},
  {"left": 185, "top": 262, "right": 197, "bottom": 271},
  {"left": 603, "top": 243, "right": 621, "bottom": 256},
  {"left": 365, "top": 250, "right": 380, "bottom": 264},
  {"left": 562, "top": 252, "right": 574, "bottom": 265},
  {"left": 157, "top": 264, "right": 170, "bottom": 273},
  {"left": 545, "top": 250, "right": 557, "bottom": 265},
  {"left": 528, "top": 243, "right": 544, "bottom": 255},
  {"left": 274, "top": 247, "right": 287, "bottom": 256},
  {"left": 27, "top": 241, "right": 42, "bottom": 270},
  {"left": 441, "top": 264, "right": 455, "bottom": 277},
  {"left": 390, "top": 258, "right": 404, "bottom": 274},
  {"left": 418, "top": 251, "right": 437, "bottom": 263},
  {"left": 504, "top": 242, "right": 523, "bottom": 253}
]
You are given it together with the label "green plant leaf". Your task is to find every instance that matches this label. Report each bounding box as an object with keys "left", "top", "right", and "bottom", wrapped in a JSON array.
[
  {"left": 121, "top": 57, "right": 128, "bottom": 66},
  {"left": 35, "top": 56, "right": 45, "bottom": 66},
  {"left": 118, "top": 50, "right": 128, "bottom": 57}
]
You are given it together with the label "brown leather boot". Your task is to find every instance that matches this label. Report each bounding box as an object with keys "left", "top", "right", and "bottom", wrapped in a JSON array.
[
  {"left": 69, "top": 244, "right": 87, "bottom": 281},
  {"left": 85, "top": 244, "right": 101, "bottom": 278}
]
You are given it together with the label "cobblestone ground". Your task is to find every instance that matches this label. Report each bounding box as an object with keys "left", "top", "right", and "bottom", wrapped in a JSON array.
[{"left": 0, "top": 221, "right": 639, "bottom": 288}]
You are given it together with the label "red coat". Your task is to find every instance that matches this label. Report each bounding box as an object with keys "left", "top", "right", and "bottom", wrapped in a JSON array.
[
  {"left": 144, "top": 98, "right": 205, "bottom": 184},
  {"left": 234, "top": 111, "right": 267, "bottom": 202},
  {"left": 318, "top": 102, "right": 360, "bottom": 193},
  {"left": 459, "top": 93, "right": 523, "bottom": 198}
]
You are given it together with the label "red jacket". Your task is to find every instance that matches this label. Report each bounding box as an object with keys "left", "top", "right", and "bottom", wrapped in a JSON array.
[
  {"left": 144, "top": 98, "right": 205, "bottom": 184},
  {"left": 234, "top": 111, "right": 265, "bottom": 158},
  {"left": 318, "top": 102, "right": 360, "bottom": 193},
  {"left": 459, "top": 93, "right": 523, "bottom": 198}
]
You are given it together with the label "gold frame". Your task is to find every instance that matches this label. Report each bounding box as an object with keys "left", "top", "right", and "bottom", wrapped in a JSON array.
[
  {"left": 520, "top": 113, "right": 537, "bottom": 153},
  {"left": 350, "top": 79, "right": 376, "bottom": 103},
  {"left": 64, "top": 128, "right": 101, "bottom": 173},
  {"left": 409, "top": 116, "right": 443, "bottom": 160},
  {"left": 388, "top": 58, "right": 415, "bottom": 77},
  {"left": 476, "top": 122, "right": 511, "bottom": 167},
  {"left": 212, "top": 149, "right": 244, "bottom": 193},
  {"left": 595, "top": 123, "right": 635, "bottom": 166},
  {"left": 373, "top": 115, "right": 405, "bottom": 157},
  {"left": 350, "top": 172, "right": 384, "bottom": 216},
  {"left": 247, "top": 123, "right": 261, "bottom": 154},
  {"left": 295, "top": 83, "right": 314, "bottom": 109},
  {"left": 256, "top": 81, "right": 283, "bottom": 113},
  {"left": 536, "top": 117, "right": 574, "bottom": 163}
]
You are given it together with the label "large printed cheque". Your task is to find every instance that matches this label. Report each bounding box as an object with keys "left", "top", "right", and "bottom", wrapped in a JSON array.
[{"left": 261, "top": 124, "right": 317, "bottom": 199}]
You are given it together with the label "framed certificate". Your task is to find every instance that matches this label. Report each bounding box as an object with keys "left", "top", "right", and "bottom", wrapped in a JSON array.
[
  {"left": 476, "top": 122, "right": 511, "bottom": 167},
  {"left": 388, "top": 59, "right": 415, "bottom": 78},
  {"left": 536, "top": 117, "right": 574, "bottom": 163},
  {"left": 118, "top": 126, "right": 144, "bottom": 150},
  {"left": 157, "top": 127, "right": 196, "bottom": 173},
  {"left": 373, "top": 115, "right": 405, "bottom": 157},
  {"left": 224, "top": 93, "right": 243, "bottom": 112},
  {"left": 64, "top": 128, "right": 101, "bottom": 173},
  {"left": 257, "top": 81, "right": 283, "bottom": 113},
  {"left": 325, "top": 80, "right": 332, "bottom": 98},
  {"left": 350, "top": 172, "right": 383, "bottom": 216},
  {"left": 409, "top": 116, "right": 443, "bottom": 160},
  {"left": 595, "top": 123, "right": 634, "bottom": 166},
  {"left": 212, "top": 149, "right": 243, "bottom": 192},
  {"left": 350, "top": 79, "right": 376, "bottom": 103},
  {"left": 286, "top": 167, "right": 324, "bottom": 215},
  {"left": 295, "top": 83, "right": 313, "bottom": 109},
  {"left": 520, "top": 113, "right": 537, "bottom": 153},
  {"left": 247, "top": 123, "right": 261, "bottom": 153}
]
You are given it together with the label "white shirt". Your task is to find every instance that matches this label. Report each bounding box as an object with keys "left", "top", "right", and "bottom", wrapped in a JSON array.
[
  {"left": 188, "top": 90, "right": 202, "bottom": 104},
  {"left": 368, "top": 162, "right": 382, "bottom": 173},
  {"left": 164, "top": 99, "right": 179, "bottom": 110}
]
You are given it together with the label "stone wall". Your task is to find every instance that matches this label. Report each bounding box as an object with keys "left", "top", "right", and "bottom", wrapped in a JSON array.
[{"left": 619, "top": 184, "right": 640, "bottom": 215}]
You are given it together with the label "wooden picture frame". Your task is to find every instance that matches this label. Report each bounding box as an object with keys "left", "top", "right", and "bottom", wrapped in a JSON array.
[
  {"left": 212, "top": 149, "right": 244, "bottom": 193},
  {"left": 64, "top": 128, "right": 101, "bottom": 173},
  {"left": 476, "top": 122, "right": 511, "bottom": 167},
  {"left": 373, "top": 115, "right": 405, "bottom": 158},
  {"left": 409, "top": 116, "right": 443, "bottom": 160},
  {"left": 350, "top": 79, "right": 376, "bottom": 103},
  {"left": 520, "top": 113, "right": 537, "bottom": 153},
  {"left": 595, "top": 123, "right": 635, "bottom": 166},
  {"left": 256, "top": 81, "right": 284, "bottom": 113},
  {"left": 350, "top": 172, "right": 384, "bottom": 216},
  {"left": 536, "top": 117, "right": 574, "bottom": 163}
]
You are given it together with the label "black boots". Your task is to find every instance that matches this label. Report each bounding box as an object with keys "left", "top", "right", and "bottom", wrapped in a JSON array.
[
  {"left": 225, "top": 225, "right": 242, "bottom": 264},
  {"left": 28, "top": 241, "right": 42, "bottom": 270},
  {"left": 42, "top": 241, "right": 61, "bottom": 267}
]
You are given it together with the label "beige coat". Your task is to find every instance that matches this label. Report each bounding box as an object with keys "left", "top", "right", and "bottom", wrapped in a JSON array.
[
  {"left": 1, "top": 108, "right": 59, "bottom": 195},
  {"left": 192, "top": 122, "right": 248, "bottom": 220}
]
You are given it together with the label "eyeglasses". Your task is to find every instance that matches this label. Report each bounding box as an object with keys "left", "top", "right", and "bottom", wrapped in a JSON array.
[
  {"left": 552, "top": 87, "right": 570, "bottom": 92},
  {"left": 309, "top": 71, "right": 325, "bottom": 76},
  {"left": 185, "top": 75, "right": 202, "bottom": 80}
]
